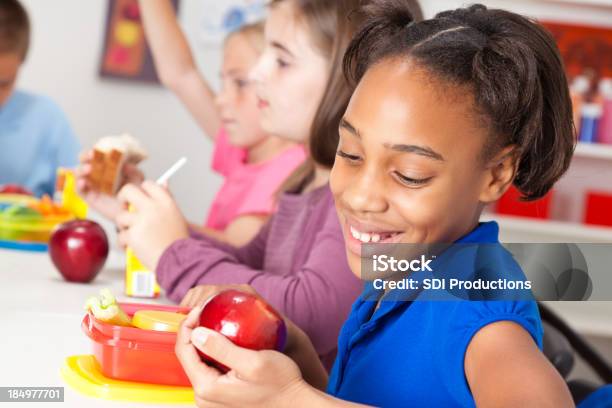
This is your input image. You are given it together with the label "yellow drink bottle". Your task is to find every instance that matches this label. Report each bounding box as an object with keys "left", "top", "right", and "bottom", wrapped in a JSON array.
[
  {"left": 124, "top": 157, "right": 187, "bottom": 298},
  {"left": 125, "top": 205, "right": 160, "bottom": 298}
]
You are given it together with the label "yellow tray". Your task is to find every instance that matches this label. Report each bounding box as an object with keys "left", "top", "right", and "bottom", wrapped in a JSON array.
[{"left": 60, "top": 355, "right": 194, "bottom": 405}]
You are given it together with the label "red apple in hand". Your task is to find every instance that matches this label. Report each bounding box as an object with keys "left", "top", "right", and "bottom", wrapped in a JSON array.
[
  {"left": 49, "top": 220, "right": 109, "bottom": 283},
  {"left": 197, "top": 290, "right": 287, "bottom": 372}
]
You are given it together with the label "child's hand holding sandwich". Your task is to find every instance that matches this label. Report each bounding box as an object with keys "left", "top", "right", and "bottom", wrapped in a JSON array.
[{"left": 76, "top": 133, "right": 147, "bottom": 221}]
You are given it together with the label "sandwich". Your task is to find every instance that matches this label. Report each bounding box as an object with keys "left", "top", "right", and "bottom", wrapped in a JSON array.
[{"left": 88, "top": 133, "right": 147, "bottom": 195}]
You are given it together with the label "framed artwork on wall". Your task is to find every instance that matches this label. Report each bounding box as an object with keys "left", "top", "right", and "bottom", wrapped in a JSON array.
[{"left": 99, "top": 0, "right": 180, "bottom": 83}]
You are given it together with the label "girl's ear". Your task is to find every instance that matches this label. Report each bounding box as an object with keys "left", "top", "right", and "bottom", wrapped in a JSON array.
[{"left": 479, "top": 145, "right": 519, "bottom": 204}]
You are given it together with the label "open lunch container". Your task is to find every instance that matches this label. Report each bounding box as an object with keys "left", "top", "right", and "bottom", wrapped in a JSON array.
[
  {"left": 0, "top": 193, "right": 75, "bottom": 244},
  {"left": 82, "top": 303, "right": 192, "bottom": 387}
]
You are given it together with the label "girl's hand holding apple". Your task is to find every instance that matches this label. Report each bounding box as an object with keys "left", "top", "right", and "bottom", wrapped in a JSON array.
[
  {"left": 175, "top": 291, "right": 363, "bottom": 408},
  {"left": 181, "top": 286, "right": 329, "bottom": 389},
  {"left": 176, "top": 304, "right": 309, "bottom": 408}
]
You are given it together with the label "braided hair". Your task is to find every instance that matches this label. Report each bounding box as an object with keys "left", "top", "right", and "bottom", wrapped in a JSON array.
[{"left": 344, "top": 1, "right": 575, "bottom": 200}]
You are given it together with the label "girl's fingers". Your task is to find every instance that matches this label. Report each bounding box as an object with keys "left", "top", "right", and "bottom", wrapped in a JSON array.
[
  {"left": 195, "top": 287, "right": 222, "bottom": 308},
  {"left": 175, "top": 307, "right": 222, "bottom": 395},
  {"left": 175, "top": 338, "right": 220, "bottom": 397},
  {"left": 141, "top": 180, "right": 172, "bottom": 202},
  {"left": 181, "top": 287, "right": 215, "bottom": 308},
  {"left": 123, "top": 163, "right": 144, "bottom": 184},
  {"left": 176, "top": 306, "right": 202, "bottom": 355},
  {"left": 75, "top": 163, "right": 92, "bottom": 178},
  {"left": 78, "top": 150, "right": 93, "bottom": 163},
  {"left": 115, "top": 211, "right": 136, "bottom": 230},
  {"left": 179, "top": 305, "right": 204, "bottom": 337},
  {"left": 81, "top": 163, "right": 92, "bottom": 175},
  {"left": 117, "top": 230, "right": 129, "bottom": 249},
  {"left": 117, "top": 183, "right": 150, "bottom": 209},
  {"left": 75, "top": 164, "right": 92, "bottom": 193},
  {"left": 195, "top": 287, "right": 214, "bottom": 306},
  {"left": 190, "top": 327, "right": 266, "bottom": 381},
  {"left": 76, "top": 178, "right": 88, "bottom": 193},
  {"left": 180, "top": 289, "right": 195, "bottom": 308},
  {"left": 177, "top": 307, "right": 275, "bottom": 405}
]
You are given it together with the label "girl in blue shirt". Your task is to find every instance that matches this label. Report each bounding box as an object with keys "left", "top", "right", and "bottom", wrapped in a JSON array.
[{"left": 173, "top": 2, "right": 576, "bottom": 407}]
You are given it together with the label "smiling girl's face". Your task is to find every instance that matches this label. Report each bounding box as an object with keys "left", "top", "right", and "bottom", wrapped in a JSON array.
[
  {"left": 330, "top": 59, "right": 514, "bottom": 276},
  {"left": 250, "top": 0, "right": 329, "bottom": 143}
]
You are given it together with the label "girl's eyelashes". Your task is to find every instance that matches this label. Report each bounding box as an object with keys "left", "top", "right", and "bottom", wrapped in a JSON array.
[
  {"left": 393, "top": 172, "right": 432, "bottom": 187},
  {"left": 276, "top": 58, "right": 290, "bottom": 69},
  {"left": 338, "top": 148, "right": 433, "bottom": 187},
  {"left": 337, "top": 149, "right": 362, "bottom": 163}
]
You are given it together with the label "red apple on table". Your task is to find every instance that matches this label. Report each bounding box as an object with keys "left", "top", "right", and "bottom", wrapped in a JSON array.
[
  {"left": 0, "top": 184, "right": 32, "bottom": 196},
  {"left": 197, "top": 290, "right": 287, "bottom": 372},
  {"left": 49, "top": 220, "right": 109, "bottom": 283}
]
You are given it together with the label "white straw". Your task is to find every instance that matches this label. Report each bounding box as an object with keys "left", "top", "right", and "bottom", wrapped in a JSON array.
[{"left": 156, "top": 157, "right": 188, "bottom": 185}]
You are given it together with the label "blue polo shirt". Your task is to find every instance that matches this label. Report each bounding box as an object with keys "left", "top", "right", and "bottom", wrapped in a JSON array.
[
  {"left": 0, "top": 90, "right": 80, "bottom": 197},
  {"left": 327, "top": 222, "right": 543, "bottom": 407}
]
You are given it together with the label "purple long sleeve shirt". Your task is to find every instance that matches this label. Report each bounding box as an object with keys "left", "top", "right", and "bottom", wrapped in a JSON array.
[{"left": 156, "top": 185, "right": 363, "bottom": 368}]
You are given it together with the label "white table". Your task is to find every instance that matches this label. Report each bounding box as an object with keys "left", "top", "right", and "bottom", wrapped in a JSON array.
[{"left": 0, "top": 247, "right": 189, "bottom": 408}]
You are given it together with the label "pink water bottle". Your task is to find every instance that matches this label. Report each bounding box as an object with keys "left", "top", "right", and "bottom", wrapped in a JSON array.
[{"left": 597, "top": 78, "right": 612, "bottom": 145}]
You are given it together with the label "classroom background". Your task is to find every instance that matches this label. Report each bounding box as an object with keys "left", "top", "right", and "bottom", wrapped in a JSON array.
[{"left": 15, "top": 0, "right": 612, "bottom": 387}]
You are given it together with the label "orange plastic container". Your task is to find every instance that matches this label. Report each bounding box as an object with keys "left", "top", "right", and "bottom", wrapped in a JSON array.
[{"left": 82, "top": 303, "right": 191, "bottom": 386}]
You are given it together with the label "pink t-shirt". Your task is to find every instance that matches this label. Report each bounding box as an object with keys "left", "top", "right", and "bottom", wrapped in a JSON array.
[{"left": 205, "top": 128, "right": 306, "bottom": 230}]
